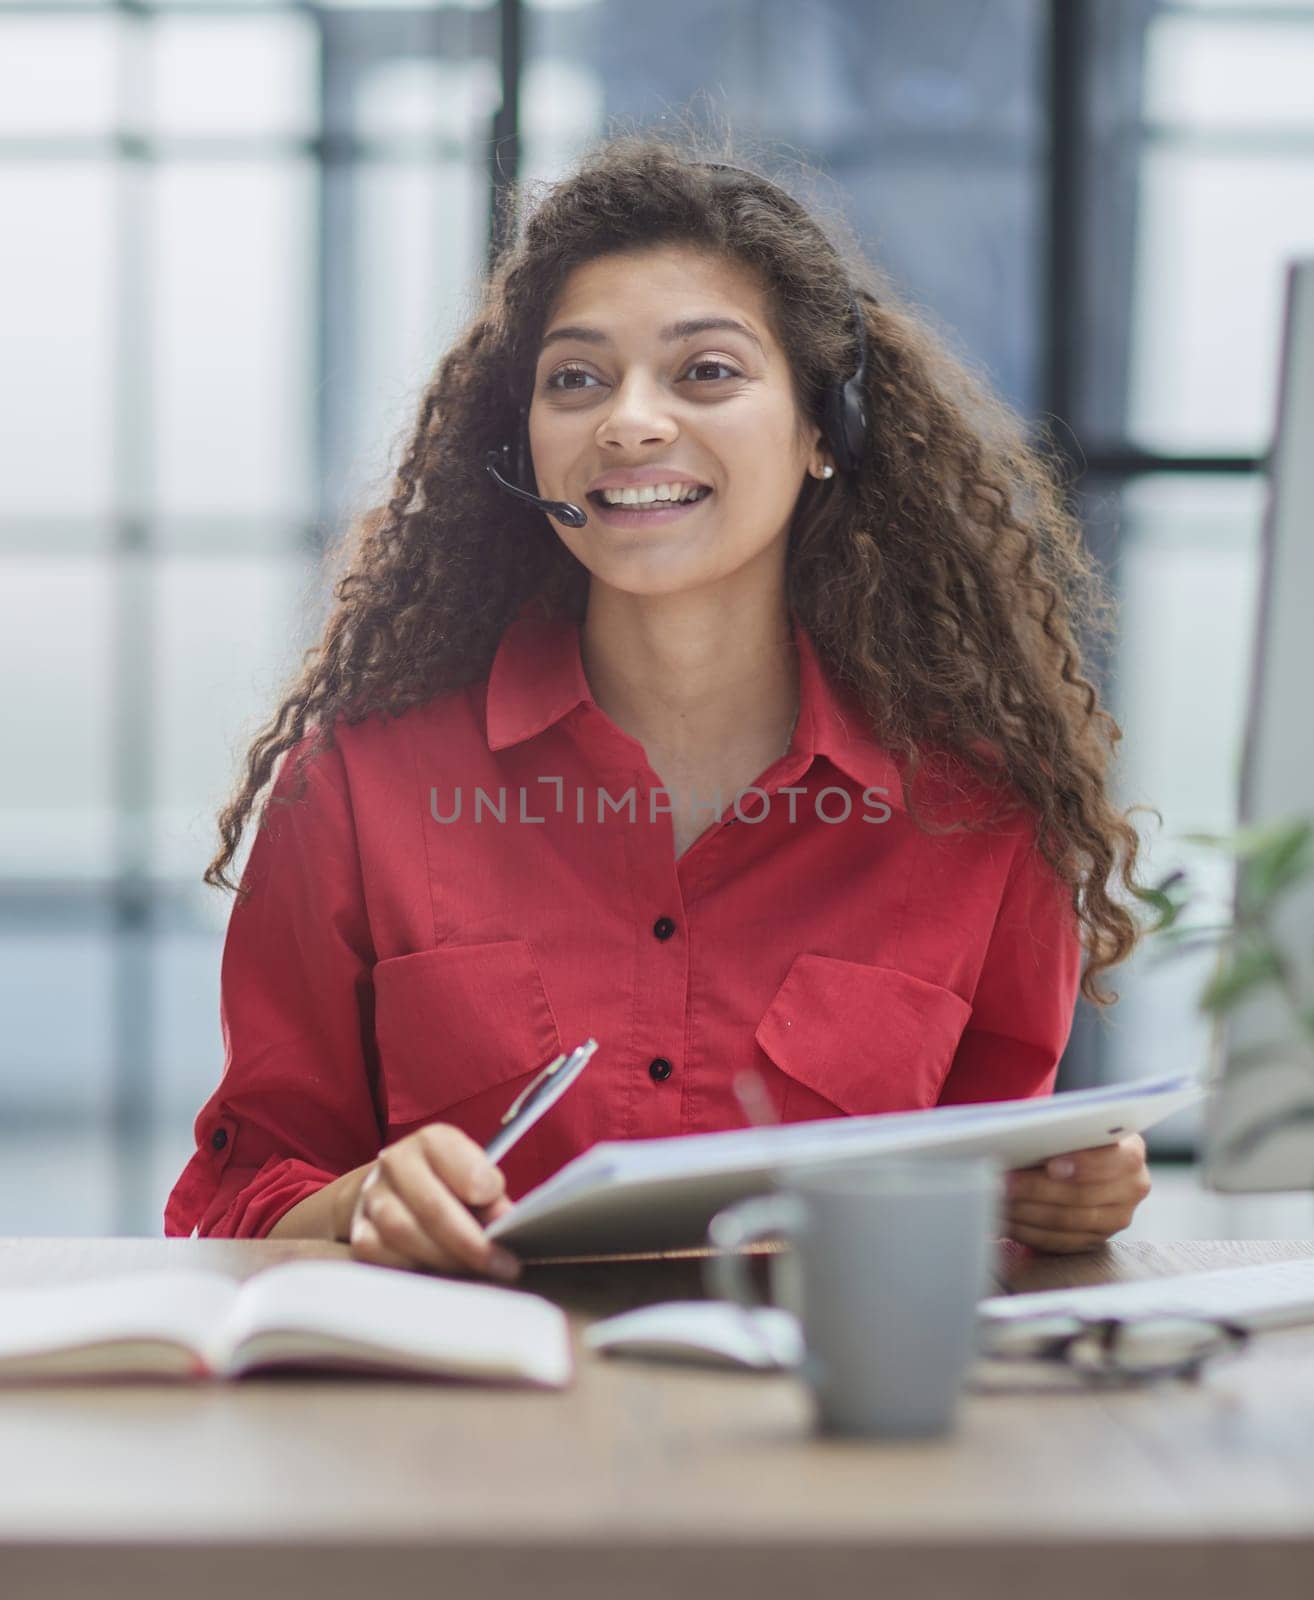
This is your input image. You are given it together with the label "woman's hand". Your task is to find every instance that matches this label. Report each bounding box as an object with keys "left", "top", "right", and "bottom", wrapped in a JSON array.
[
  {"left": 346, "top": 1123, "right": 523, "bottom": 1281},
  {"left": 1002, "top": 1132, "right": 1152, "bottom": 1254}
]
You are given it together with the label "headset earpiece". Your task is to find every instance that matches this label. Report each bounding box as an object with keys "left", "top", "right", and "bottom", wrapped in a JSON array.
[{"left": 820, "top": 294, "right": 869, "bottom": 475}]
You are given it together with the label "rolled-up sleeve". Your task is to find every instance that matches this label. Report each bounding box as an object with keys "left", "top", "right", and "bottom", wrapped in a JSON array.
[
  {"left": 936, "top": 826, "right": 1084, "bottom": 1106},
  {"left": 164, "top": 731, "right": 383, "bottom": 1237}
]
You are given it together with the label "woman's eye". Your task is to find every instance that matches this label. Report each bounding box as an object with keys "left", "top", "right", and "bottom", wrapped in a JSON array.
[
  {"left": 545, "top": 364, "right": 597, "bottom": 392},
  {"left": 685, "top": 359, "right": 739, "bottom": 382},
  {"left": 544, "top": 358, "right": 741, "bottom": 392}
]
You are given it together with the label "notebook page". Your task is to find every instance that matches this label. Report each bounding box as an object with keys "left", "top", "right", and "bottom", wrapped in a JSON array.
[
  {"left": 0, "top": 1270, "right": 239, "bottom": 1375},
  {"left": 214, "top": 1259, "right": 572, "bottom": 1387}
]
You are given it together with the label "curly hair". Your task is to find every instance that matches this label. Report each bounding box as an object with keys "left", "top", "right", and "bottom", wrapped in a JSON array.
[{"left": 204, "top": 124, "right": 1152, "bottom": 1008}]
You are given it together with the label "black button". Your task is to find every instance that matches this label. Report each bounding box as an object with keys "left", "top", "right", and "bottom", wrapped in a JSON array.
[
  {"left": 210, "top": 1127, "right": 228, "bottom": 1152},
  {"left": 652, "top": 916, "right": 676, "bottom": 940},
  {"left": 649, "top": 1057, "right": 673, "bottom": 1082}
]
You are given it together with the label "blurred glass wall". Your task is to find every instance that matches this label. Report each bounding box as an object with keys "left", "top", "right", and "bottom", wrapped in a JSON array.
[{"left": 1, "top": 0, "right": 1310, "bottom": 1232}]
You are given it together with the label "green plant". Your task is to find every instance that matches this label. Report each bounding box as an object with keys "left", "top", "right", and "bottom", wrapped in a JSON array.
[{"left": 1131, "top": 815, "right": 1314, "bottom": 1164}]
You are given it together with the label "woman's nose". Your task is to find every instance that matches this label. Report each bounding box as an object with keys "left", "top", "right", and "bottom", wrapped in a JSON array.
[{"left": 596, "top": 379, "right": 679, "bottom": 450}]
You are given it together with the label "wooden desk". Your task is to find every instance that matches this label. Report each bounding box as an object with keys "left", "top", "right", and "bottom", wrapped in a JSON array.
[{"left": 1, "top": 1236, "right": 1312, "bottom": 1600}]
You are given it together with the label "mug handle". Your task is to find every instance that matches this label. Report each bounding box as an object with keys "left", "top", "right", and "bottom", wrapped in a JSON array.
[{"left": 704, "top": 1193, "right": 807, "bottom": 1310}]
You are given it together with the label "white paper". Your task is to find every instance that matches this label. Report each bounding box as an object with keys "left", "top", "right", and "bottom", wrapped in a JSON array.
[
  {"left": 0, "top": 1261, "right": 573, "bottom": 1388},
  {"left": 0, "top": 1270, "right": 238, "bottom": 1374},
  {"left": 489, "top": 1072, "right": 1207, "bottom": 1256},
  {"left": 213, "top": 1259, "right": 573, "bottom": 1386}
]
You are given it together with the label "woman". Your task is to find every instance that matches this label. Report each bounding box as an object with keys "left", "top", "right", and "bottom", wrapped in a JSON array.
[{"left": 165, "top": 135, "right": 1153, "bottom": 1276}]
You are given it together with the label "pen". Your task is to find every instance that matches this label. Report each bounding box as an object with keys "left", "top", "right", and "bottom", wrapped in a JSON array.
[
  {"left": 732, "top": 1066, "right": 780, "bottom": 1128},
  {"left": 483, "top": 1038, "right": 600, "bottom": 1165}
]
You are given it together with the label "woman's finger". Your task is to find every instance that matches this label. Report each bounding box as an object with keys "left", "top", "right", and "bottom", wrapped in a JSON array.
[
  {"left": 348, "top": 1210, "right": 414, "bottom": 1271},
  {"left": 1006, "top": 1197, "right": 1136, "bottom": 1236},
  {"left": 379, "top": 1145, "right": 520, "bottom": 1279},
  {"left": 472, "top": 1192, "right": 515, "bottom": 1225},
  {"left": 359, "top": 1184, "right": 469, "bottom": 1273},
  {"left": 1005, "top": 1220, "right": 1110, "bottom": 1254},
  {"left": 1007, "top": 1169, "right": 1150, "bottom": 1210},
  {"left": 417, "top": 1123, "right": 508, "bottom": 1209},
  {"left": 1028, "top": 1133, "right": 1148, "bottom": 1186}
]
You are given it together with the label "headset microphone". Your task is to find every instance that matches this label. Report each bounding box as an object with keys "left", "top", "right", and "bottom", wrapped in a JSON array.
[{"left": 485, "top": 408, "right": 589, "bottom": 528}]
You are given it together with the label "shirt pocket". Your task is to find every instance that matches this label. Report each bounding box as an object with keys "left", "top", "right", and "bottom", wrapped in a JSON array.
[
  {"left": 753, "top": 953, "right": 972, "bottom": 1121},
  {"left": 373, "top": 938, "right": 564, "bottom": 1136}
]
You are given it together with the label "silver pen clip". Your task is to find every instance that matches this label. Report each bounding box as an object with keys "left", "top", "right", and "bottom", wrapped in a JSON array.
[{"left": 499, "top": 1051, "right": 569, "bottom": 1126}]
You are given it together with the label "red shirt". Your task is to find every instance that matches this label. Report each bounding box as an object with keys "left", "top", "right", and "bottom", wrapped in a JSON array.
[{"left": 165, "top": 605, "right": 1082, "bottom": 1238}]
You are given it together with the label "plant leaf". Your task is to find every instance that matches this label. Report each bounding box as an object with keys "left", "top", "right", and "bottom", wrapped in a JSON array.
[
  {"left": 1178, "top": 830, "right": 1235, "bottom": 851},
  {"left": 1129, "top": 869, "right": 1193, "bottom": 932},
  {"left": 1199, "top": 939, "right": 1285, "bottom": 1014},
  {"left": 1184, "top": 815, "right": 1307, "bottom": 859},
  {"left": 1243, "top": 818, "right": 1314, "bottom": 905}
]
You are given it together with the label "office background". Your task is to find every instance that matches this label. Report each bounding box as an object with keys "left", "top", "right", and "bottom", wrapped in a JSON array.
[{"left": 1, "top": 0, "right": 1312, "bottom": 1234}]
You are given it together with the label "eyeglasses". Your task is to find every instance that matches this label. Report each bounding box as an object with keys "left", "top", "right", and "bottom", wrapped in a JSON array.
[{"left": 970, "top": 1311, "right": 1251, "bottom": 1390}]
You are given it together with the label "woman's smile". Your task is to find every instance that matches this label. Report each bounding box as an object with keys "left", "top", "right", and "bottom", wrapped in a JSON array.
[{"left": 584, "top": 486, "right": 715, "bottom": 529}]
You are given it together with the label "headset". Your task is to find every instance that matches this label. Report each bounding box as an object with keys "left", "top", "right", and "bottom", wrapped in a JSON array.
[{"left": 484, "top": 160, "right": 870, "bottom": 529}]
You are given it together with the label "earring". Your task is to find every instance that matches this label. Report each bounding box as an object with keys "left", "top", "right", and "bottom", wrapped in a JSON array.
[{"left": 821, "top": 464, "right": 835, "bottom": 479}]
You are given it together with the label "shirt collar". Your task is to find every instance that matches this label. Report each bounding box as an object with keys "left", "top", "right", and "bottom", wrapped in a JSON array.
[{"left": 485, "top": 605, "right": 905, "bottom": 809}]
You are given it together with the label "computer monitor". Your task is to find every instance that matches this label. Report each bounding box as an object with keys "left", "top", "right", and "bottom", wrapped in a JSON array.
[{"left": 1202, "top": 257, "right": 1314, "bottom": 1193}]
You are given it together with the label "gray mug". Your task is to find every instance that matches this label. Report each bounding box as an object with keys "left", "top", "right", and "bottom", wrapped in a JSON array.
[{"left": 705, "top": 1153, "right": 1002, "bottom": 1439}]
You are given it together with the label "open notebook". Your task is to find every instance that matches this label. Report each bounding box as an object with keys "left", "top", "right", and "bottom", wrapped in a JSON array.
[
  {"left": 0, "top": 1259, "right": 572, "bottom": 1387},
  {"left": 489, "top": 1072, "right": 1207, "bottom": 1258}
]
